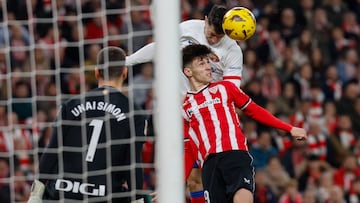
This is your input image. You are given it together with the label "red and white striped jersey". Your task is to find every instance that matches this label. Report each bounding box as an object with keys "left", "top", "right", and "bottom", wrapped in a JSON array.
[{"left": 183, "top": 81, "right": 292, "bottom": 165}]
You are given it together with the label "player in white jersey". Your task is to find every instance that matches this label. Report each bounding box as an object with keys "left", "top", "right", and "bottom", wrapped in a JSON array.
[
  {"left": 126, "top": 5, "right": 243, "bottom": 95},
  {"left": 127, "top": 5, "right": 243, "bottom": 203}
]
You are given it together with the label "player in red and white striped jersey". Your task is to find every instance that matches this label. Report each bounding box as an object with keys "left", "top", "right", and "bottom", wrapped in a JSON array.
[
  {"left": 182, "top": 44, "right": 307, "bottom": 203},
  {"left": 128, "top": 5, "right": 243, "bottom": 203}
]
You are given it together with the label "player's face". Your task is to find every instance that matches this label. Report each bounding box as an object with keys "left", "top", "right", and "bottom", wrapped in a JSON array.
[
  {"left": 190, "top": 56, "right": 212, "bottom": 84},
  {"left": 204, "top": 20, "right": 225, "bottom": 45}
]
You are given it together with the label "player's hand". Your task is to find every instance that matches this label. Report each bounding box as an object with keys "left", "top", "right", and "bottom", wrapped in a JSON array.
[
  {"left": 290, "top": 127, "right": 307, "bottom": 141},
  {"left": 150, "top": 191, "right": 158, "bottom": 202},
  {"left": 27, "top": 180, "right": 45, "bottom": 203}
]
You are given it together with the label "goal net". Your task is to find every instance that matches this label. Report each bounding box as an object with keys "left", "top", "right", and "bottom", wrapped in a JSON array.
[{"left": 0, "top": 0, "right": 182, "bottom": 202}]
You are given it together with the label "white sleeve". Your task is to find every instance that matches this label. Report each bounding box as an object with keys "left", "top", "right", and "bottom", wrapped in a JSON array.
[
  {"left": 126, "top": 43, "right": 155, "bottom": 66},
  {"left": 222, "top": 46, "right": 243, "bottom": 88}
]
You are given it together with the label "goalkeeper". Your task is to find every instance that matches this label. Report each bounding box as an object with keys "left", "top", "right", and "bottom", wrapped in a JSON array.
[
  {"left": 127, "top": 4, "right": 243, "bottom": 203},
  {"left": 28, "top": 47, "right": 146, "bottom": 203}
]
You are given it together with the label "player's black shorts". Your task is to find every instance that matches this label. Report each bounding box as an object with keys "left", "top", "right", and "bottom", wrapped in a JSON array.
[{"left": 201, "top": 150, "right": 254, "bottom": 203}]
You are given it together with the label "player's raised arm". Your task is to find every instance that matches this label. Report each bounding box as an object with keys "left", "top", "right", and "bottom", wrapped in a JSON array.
[{"left": 126, "top": 42, "right": 155, "bottom": 66}]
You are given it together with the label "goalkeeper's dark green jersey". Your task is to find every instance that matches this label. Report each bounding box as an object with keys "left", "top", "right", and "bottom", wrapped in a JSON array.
[{"left": 38, "top": 86, "right": 146, "bottom": 203}]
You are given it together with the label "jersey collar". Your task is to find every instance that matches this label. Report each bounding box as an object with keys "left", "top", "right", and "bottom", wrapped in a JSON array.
[{"left": 187, "top": 83, "right": 210, "bottom": 94}]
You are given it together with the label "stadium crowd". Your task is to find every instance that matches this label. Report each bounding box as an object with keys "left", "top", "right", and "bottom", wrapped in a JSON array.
[{"left": 1, "top": 0, "right": 360, "bottom": 202}]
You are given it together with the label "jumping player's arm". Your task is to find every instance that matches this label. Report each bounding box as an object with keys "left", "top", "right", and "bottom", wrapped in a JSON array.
[
  {"left": 126, "top": 43, "right": 155, "bottom": 66},
  {"left": 126, "top": 20, "right": 199, "bottom": 67},
  {"left": 225, "top": 81, "right": 307, "bottom": 140}
]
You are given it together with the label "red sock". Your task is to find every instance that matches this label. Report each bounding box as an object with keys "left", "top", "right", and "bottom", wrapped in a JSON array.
[{"left": 190, "top": 191, "right": 205, "bottom": 203}]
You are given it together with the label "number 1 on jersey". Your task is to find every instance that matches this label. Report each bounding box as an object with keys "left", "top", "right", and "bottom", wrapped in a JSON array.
[{"left": 86, "top": 119, "right": 104, "bottom": 162}]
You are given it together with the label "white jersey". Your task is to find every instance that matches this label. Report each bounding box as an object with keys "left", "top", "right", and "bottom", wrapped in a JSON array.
[{"left": 126, "top": 19, "right": 243, "bottom": 95}]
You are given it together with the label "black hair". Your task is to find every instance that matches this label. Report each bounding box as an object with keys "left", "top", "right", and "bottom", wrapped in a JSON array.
[
  {"left": 182, "top": 44, "right": 212, "bottom": 70},
  {"left": 96, "top": 46, "right": 126, "bottom": 80},
  {"left": 207, "top": 5, "right": 227, "bottom": 35}
]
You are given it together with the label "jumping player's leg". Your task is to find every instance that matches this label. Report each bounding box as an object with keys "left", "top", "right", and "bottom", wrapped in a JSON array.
[
  {"left": 187, "top": 167, "right": 205, "bottom": 203},
  {"left": 233, "top": 188, "right": 253, "bottom": 203},
  {"left": 184, "top": 139, "right": 205, "bottom": 203}
]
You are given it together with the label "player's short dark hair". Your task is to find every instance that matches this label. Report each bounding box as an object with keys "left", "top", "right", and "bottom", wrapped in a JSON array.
[
  {"left": 97, "top": 46, "right": 126, "bottom": 79},
  {"left": 182, "top": 44, "right": 212, "bottom": 70},
  {"left": 207, "top": 5, "right": 227, "bottom": 35}
]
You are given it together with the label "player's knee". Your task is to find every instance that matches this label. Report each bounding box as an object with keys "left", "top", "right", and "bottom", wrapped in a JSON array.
[{"left": 233, "top": 188, "right": 253, "bottom": 203}]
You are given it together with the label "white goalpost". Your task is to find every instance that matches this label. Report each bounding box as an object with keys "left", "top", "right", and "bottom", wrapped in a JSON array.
[{"left": 153, "top": 0, "right": 184, "bottom": 203}]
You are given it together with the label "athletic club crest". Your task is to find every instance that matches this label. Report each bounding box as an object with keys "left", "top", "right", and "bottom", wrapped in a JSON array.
[{"left": 208, "top": 86, "right": 218, "bottom": 94}]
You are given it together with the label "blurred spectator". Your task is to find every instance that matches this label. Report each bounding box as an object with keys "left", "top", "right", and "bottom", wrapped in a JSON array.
[
  {"left": 278, "top": 179, "right": 303, "bottom": 203},
  {"left": 350, "top": 96, "right": 360, "bottom": 134},
  {"left": 23, "top": 47, "right": 51, "bottom": 73},
  {"left": 322, "top": 64, "right": 342, "bottom": 102},
  {"left": 132, "top": 62, "right": 154, "bottom": 108},
  {"left": 13, "top": 169, "right": 30, "bottom": 202},
  {"left": 309, "top": 47, "right": 327, "bottom": 82},
  {"left": 336, "top": 48, "right": 358, "bottom": 83},
  {"left": 346, "top": 177, "right": 360, "bottom": 203},
  {"left": 323, "top": 101, "right": 339, "bottom": 135},
  {"left": 243, "top": 79, "right": 268, "bottom": 107},
  {"left": 37, "top": 25, "right": 67, "bottom": 67},
  {"left": 289, "top": 99, "right": 311, "bottom": 130},
  {"left": 327, "top": 185, "right": 347, "bottom": 203},
  {"left": 242, "top": 118, "right": 258, "bottom": 147},
  {"left": 282, "top": 138, "right": 308, "bottom": 178},
  {"left": 84, "top": 43, "right": 101, "bottom": 88},
  {"left": 290, "top": 29, "right": 313, "bottom": 67},
  {"left": 329, "top": 27, "right": 357, "bottom": 61},
  {"left": 333, "top": 154, "right": 360, "bottom": 193},
  {"left": 278, "top": 7, "right": 303, "bottom": 45},
  {"left": 120, "top": 4, "right": 152, "bottom": 52},
  {"left": 336, "top": 79, "right": 359, "bottom": 115},
  {"left": 11, "top": 80, "right": 32, "bottom": 121},
  {"left": 254, "top": 169, "right": 277, "bottom": 203},
  {"left": 0, "top": 105, "right": 6, "bottom": 126},
  {"left": 342, "top": 11, "right": 360, "bottom": 41},
  {"left": 297, "top": 156, "right": 332, "bottom": 192},
  {"left": 259, "top": 61, "right": 281, "bottom": 101},
  {"left": 277, "top": 58, "right": 297, "bottom": 83},
  {"left": 0, "top": 158, "right": 10, "bottom": 203},
  {"left": 294, "top": 63, "right": 313, "bottom": 100},
  {"left": 309, "top": 7, "right": 332, "bottom": 64},
  {"left": 84, "top": 8, "right": 115, "bottom": 41},
  {"left": 308, "top": 82, "right": 325, "bottom": 122},
  {"left": 318, "top": 171, "right": 335, "bottom": 203},
  {"left": 306, "top": 121, "right": 328, "bottom": 161},
  {"left": 324, "top": 0, "right": 349, "bottom": 27},
  {"left": 242, "top": 49, "right": 260, "bottom": 86},
  {"left": 264, "top": 156, "right": 290, "bottom": 197},
  {"left": 61, "top": 68, "right": 82, "bottom": 95},
  {"left": 302, "top": 188, "right": 319, "bottom": 203},
  {"left": 274, "top": 81, "right": 301, "bottom": 117},
  {"left": 328, "top": 114, "right": 356, "bottom": 168},
  {"left": 9, "top": 23, "right": 29, "bottom": 68},
  {"left": 249, "top": 130, "right": 278, "bottom": 170}
]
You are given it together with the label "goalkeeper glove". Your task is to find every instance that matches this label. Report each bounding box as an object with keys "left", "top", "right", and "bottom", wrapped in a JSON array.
[
  {"left": 131, "top": 198, "right": 144, "bottom": 203},
  {"left": 27, "top": 180, "right": 45, "bottom": 203}
]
